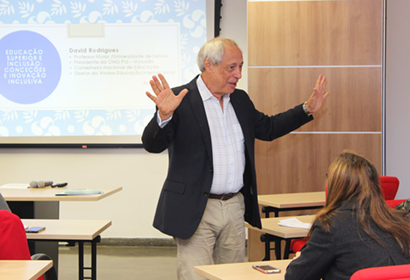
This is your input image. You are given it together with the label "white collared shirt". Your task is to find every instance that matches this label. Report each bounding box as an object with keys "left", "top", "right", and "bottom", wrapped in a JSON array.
[{"left": 197, "top": 76, "right": 245, "bottom": 194}]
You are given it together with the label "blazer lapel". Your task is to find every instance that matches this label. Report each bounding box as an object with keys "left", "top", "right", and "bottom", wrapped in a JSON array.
[{"left": 186, "top": 78, "right": 213, "bottom": 163}]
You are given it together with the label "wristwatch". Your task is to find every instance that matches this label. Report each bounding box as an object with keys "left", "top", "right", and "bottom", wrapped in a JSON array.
[{"left": 303, "top": 101, "right": 312, "bottom": 116}]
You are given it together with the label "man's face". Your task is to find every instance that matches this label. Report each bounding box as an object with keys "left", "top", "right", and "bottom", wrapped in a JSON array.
[{"left": 205, "top": 44, "right": 243, "bottom": 97}]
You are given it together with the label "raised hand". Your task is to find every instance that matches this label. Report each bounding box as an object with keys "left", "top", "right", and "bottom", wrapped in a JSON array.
[
  {"left": 145, "top": 73, "right": 188, "bottom": 121},
  {"left": 305, "top": 74, "right": 330, "bottom": 113}
]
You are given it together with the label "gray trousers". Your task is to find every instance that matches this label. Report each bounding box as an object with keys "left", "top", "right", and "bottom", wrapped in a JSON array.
[{"left": 174, "top": 192, "right": 246, "bottom": 280}]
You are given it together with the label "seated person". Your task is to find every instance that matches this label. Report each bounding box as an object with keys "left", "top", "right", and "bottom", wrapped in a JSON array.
[
  {"left": 285, "top": 150, "right": 410, "bottom": 280},
  {"left": 0, "top": 209, "right": 33, "bottom": 260},
  {"left": 0, "top": 195, "right": 56, "bottom": 280},
  {"left": 0, "top": 193, "right": 11, "bottom": 211}
]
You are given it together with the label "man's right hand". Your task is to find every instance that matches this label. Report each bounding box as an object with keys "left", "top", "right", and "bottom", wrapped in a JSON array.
[{"left": 145, "top": 73, "right": 188, "bottom": 121}]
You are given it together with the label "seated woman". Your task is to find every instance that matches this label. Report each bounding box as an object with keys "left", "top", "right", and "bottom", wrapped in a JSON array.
[{"left": 285, "top": 150, "right": 410, "bottom": 280}]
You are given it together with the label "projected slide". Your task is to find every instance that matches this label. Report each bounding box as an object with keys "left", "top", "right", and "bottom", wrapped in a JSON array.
[{"left": 0, "top": 0, "right": 206, "bottom": 145}]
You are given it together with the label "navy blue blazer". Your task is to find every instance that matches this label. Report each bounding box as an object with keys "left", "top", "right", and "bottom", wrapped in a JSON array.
[
  {"left": 142, "top": 76, "right": 313, "bottom": 239},
  {"left": 285, "top": 204, "right": 410, "bottom": 280}
]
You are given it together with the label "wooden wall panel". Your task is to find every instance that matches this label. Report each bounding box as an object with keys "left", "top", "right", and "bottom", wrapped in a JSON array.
[
  {"left": 249, "top": 67, "right": 382, "bottom": 132},
  {"left": 247, "top": 0, "right": 383, "bottom": 261},
  {"left": 248, "top": 0, "right": 382, "bottom": 66},
  {"left": 255, "top": 134, "right": 382, "bottom": 195}
]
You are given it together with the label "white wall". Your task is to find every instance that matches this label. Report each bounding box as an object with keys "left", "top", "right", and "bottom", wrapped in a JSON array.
[
  {"left": 0, "top": 0, "right": 248, "bottom": 239},
  {"left": 219, "top": 0, "right": 248, "bottom": 91},
  {"left": 386, "top": 0, "right": 410, "bottom": 199}
]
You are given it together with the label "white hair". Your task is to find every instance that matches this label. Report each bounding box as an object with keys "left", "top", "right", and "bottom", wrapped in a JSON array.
[{"left": 196, "top": 38, "right": 239, "bottom": 72}]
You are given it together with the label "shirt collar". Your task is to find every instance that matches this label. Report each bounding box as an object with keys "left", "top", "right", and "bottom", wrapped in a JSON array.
[{"left": 197, "top": 75, "right": 230, "bottom": 102}]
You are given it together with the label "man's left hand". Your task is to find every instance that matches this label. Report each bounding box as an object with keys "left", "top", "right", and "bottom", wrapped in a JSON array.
[{"left": 305, "top": 74, "right": 330, "bottom": 113}]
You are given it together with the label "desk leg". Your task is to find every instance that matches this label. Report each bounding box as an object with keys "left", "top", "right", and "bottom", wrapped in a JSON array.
[
  {"left": 79, "top": 241, "right": 84, "bottom": 280},
  {"left": 263, "top": 235, "right": 271, "bottom": 261},
  {"left": 91, "top": 236, "right": 101, "bottom": 280},
  {"left": 260, "top": 234, "right": 282, "bottom": 260},
  {"left": 78, "top": 236, "right": 100, "bottom": 280},
  {"left": 275, "top": 240, "right": 281, "bottom": 260},
  {"left": 284, "top": 240, "right": 291, "bottom": 259},
  {"left": 260, "top": 208, "right": 281, "bottom": 261}
]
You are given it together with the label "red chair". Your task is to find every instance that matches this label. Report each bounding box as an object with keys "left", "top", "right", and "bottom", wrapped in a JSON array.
[
  {"left": 379, "top": 176, "right": 400, "bottom": 200},
  {"left": 0, "top": 210, "right": 57, "bottom": 280},
  {"left": 386, "top": 199, "right": 407, "bottom": 209},
  {"left": 0, "top": 210, "right": 33, "bottom": 260},
  {"left": 289, "top": 238, "right": 308, "bottom": 253},
  {"left": 350, "top": 264, "right": 410, "bottom": 280},
  {"left": 380, "top": 175, "right": 403, "bottom": 209},
  {"left": 290, "top": 176, "right": 401, "bottom": 254}
]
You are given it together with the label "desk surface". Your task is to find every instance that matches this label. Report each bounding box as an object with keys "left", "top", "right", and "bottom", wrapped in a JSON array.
[
  {"left": 23, "top": 219, "right": 112, "bottom": 240},
  {"left": 258, "top": 191, "right": 325, "bottom": 209},
  {"left": 195, "top": 259, "right": 292, "bottom": 280},
  {"left": 0, "top": 186, "right": 122, "bottom": 201},
  {"left": 0, "top": 260, "right": 53, "bottom": 280},
  {"left": 246, "top": 215, "right": 316, "bottom": 239}
]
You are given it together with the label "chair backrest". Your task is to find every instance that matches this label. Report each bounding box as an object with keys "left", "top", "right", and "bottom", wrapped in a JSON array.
[
  {"left": 0, "top": 210, "right": 32, "bottom": 260},
  {"left": 350, "top": 264, "right": 410, "bottom": 280},
  {"left": 380, "top": 176, "right": 400, "bottom": 200},
  {"left": 0, "top": 210, "right": 46, "bottom": 280}
]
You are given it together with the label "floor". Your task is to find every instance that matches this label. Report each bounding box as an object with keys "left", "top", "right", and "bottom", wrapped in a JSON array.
[
  {"left": 58, "top": 244, "right": 252, "bottom": 280},
  {"left": 58, "top": 245, "right": 178, "bottom": 280}
]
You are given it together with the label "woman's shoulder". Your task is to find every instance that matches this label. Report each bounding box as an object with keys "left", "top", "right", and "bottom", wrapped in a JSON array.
[{"left": 315, "top": 206, "right": 357, "bottom": 234}]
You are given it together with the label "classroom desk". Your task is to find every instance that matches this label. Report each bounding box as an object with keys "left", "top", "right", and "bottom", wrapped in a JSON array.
[
  {"left": 257, "top": 192, "right": 324, "bottom": 260},
  {"left": 0, "top": 185, "right": 121, "bottom": 275},
  {"left": 0, "top": 185, "right": 123, "bottom": 202},
  {"left": 195, "top": 259, "right": 292, "bottom": 280},
  {"left": 258, "top": 191, "right": 325, "bottom": 218},
  {"left": 23, "top": 219, "right": 112, "bottom": 280},
  {"left": 0, "top": 260, "right": 53, "bottom": 280},
  {"left": 247, "top": 215, "right": 316, "bottom": 260}
]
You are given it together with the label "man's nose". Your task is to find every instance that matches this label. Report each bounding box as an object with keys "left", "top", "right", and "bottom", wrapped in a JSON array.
[{"left": 234, "top": 68, "right": 242, "bottom": 79}]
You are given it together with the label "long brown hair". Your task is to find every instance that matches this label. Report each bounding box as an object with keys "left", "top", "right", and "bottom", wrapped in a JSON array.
[{"left": 310, "top": 150, "right": 410, "bottom": 256}]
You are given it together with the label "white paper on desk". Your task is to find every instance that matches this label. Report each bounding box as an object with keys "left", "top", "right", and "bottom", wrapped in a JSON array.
[
  {"left": 55, "top": 189, "right": 102, "bottom": 196},
  {"left": 278, "top": 218, "right": 312, "bottom": 229}
]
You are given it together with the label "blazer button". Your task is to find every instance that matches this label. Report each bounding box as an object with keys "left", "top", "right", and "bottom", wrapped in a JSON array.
[
  {"left": 204, "top": 192, "right": 209, "bottom": 197},
  {"left": 209, "top": 168, "right": 213, "bottom": 173}
]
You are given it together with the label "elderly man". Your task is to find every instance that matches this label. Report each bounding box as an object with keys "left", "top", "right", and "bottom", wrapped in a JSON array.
[{"left": 142, "top": 37, "right": 329, "bottom": 280}]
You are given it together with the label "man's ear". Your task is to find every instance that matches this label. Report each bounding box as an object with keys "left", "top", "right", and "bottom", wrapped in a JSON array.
[{"left": 204, "top": 59, "right": 213, "bottom": 72}]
